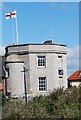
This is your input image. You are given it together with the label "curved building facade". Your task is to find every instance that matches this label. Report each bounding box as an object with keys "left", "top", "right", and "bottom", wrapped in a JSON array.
[{"left": 6, "top": 54, "right": 24, "bottom": 97}]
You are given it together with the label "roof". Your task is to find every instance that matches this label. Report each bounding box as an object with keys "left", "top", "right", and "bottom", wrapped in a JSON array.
[
  {"left": 68, "top": 70, "right": 81, "bottom": 81},
  {"left": 5, "top": 41, "right": 66, "bottom": 49}
]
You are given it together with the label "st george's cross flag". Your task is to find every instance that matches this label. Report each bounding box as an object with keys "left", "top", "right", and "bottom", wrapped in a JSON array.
[{"left": 6, "top": 10, "right": 16, "bottom": 20}]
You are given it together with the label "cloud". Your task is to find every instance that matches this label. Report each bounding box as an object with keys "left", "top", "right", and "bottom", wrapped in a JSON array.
[
  {"left": 67, "top": 45, "right": 80, "bottom": 76},
  {"left": 67, "top": 46, "right": 79, "bottom": 59},
  {"left": 60, "top": 4, "right": 71, "bottom": 11},
  {"left": 49, "top": 2, "right": 79, "bottom": 11},
  {"left": 67, "top": 45, "right": 79, "bottom": 68},
  {"left": 0, "top": 46, "right": 5, "bottom": 55}
]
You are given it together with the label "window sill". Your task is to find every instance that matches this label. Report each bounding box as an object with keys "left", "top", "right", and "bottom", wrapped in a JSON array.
[
  {"left": 37, "top": 66, "right": 46, "bottom": 68},
  {"left": 38, "top": 91, "right": 47, "bottom": 93}
]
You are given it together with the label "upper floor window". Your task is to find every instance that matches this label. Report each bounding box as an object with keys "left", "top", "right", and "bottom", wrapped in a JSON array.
[
  {"left": 37, "top": 56, "right": 46, "bottom": 67},
  {"left": 58, "top": 69, "right": 63, "bottom": 75},
  {"left": 58, "top": 55, "right": 62, "bottom": 58}
]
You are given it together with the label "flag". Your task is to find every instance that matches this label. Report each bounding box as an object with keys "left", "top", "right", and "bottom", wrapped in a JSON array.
[{"left": 6, "top": 10, "right": 16, "bottom": 20}]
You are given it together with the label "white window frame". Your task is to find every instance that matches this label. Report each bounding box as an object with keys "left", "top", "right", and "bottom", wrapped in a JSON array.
[
  {"left": 37, "top": 56, "right": 46, "bottom": 67},
  {"left": 38, "top": 77, "right": 47, "bottom": 92}
]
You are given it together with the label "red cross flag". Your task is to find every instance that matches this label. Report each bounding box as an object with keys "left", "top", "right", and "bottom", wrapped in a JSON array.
[{"left": 6, "top": 10, "right": 16, "bottom": 20}]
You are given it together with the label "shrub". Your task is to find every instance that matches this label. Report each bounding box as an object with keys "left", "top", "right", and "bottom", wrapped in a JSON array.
[{"left": 2, "top": 86, "right": 80, "bottom": 119}]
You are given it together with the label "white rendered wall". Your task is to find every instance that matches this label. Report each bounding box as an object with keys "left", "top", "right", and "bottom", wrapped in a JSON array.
[
  {"left": 6, "top": 62, "right": 24, "bottom": 97},
  {"left": 71, "top": 81, "right": 81, "bottom": 87},
  {"left": 29, "top": 53, "right": 67, "bottom": 97}
]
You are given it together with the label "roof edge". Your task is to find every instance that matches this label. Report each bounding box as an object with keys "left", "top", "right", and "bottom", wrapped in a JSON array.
[{"left": 5, "top": 43, "right": 66, "bottom": 49}]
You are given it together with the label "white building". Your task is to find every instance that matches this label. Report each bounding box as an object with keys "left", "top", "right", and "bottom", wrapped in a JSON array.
[{"left": 5, "top": 40, "right": 67, "bottom": 98}]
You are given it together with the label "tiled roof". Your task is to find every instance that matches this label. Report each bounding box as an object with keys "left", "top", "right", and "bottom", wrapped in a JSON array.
[{"left": 68, "top": 70, "right": 81, "bottom": 81}]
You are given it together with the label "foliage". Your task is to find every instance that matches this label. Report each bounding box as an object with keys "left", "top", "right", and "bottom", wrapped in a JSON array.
[{"left": 2, "top": 86, "right": 81, "bottom": 119}]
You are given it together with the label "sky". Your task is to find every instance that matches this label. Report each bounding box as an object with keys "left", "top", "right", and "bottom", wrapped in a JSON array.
[
  {"left": 1, "top": 1, "right": 80, "bottom": 77},
  {"left": 2, "top": 2, "right": 79, "bottom": 47}
]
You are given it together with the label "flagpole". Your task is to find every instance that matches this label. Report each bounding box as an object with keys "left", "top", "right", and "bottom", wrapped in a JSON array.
[
  {"left": 15, "top": 10, "right": 19, "bottom": 45},
  {"left": 12, "top": 24, "right": 14, "bottom": 44}
]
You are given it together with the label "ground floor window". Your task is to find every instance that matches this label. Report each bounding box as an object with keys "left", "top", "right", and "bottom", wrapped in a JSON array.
[{"left": 38, "top": 77, "right": 47, "bottom": 91}]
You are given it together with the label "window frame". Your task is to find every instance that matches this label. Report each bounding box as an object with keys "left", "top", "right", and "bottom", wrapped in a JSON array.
[
  {"left": 38, "top": 77, "right": 47, "bottom": 92},
  {"left": 37, "top": 56, "right": 46, "bottom": 67}
]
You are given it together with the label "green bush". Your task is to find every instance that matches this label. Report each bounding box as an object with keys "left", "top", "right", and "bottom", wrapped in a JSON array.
[{"left": 2, "top": 86, "right": 80, "bottom": 119}]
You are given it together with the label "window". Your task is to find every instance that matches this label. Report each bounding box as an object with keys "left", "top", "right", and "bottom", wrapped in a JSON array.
[
  {"left": 58, "top": 55, "right": 62, "bottom": 58},
  {"left": 39, "top": 77, "right": 47, "bottom": 91},
  {"left": 37, "top": 56, "right": 46, "bottom": 67},
  {"left": 58, "top": 69, "right": 63, "bottom": 75}
]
